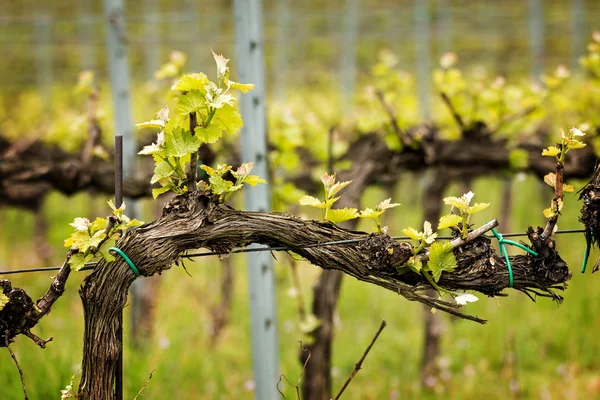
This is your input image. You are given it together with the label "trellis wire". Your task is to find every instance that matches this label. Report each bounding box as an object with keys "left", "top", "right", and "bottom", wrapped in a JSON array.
[{"left": 0, "top": 228, "right": 587, "bottom": 276}]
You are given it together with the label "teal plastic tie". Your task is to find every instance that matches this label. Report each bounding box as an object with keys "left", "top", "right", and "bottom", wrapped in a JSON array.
[
  {"left": 109, "top": 247, "right": 140, "bottom": 277},
  {"left": 491, "top": 228, "right": 539, "bottom": 288},
  {"left": 581, "top": 227, "right": 594, "bottom": 273}
]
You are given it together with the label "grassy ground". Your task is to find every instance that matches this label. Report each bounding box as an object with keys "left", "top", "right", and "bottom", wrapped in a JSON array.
[{"left": 1, "top": 173, "right": 599, "bottom": 399}]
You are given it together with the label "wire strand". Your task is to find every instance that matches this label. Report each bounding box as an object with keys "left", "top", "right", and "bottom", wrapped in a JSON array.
[{"left": 0, "top": 228, "right": 587, "bottom": 276}]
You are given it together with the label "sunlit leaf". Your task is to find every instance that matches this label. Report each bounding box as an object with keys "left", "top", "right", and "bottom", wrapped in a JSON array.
[
  {"left": 427, "top": 241, "right": 457, "bottom": 282},
  {"left": 438, "top": 214, "right": 462, "bottom": 230},
  {"left": 466, "top": 202, "right": 490, "bottom": 214},
  {"left": 69, "top": 253, "right": 94, "bottom": 272},
  {"left": 402, "top": 227, "right": 422, "bottom": 241},
  {"left": 171, "top": 73, "right": 209, "bottom": 92},
  {"left": 542, "top": 146, "right": 560, "bottom": 157},
  {"left": 299, "top": 195, "right": 326, "bottom": 208},
  {"left": 243, "top": 175, "right": 267, "bottom": 186},
  {"left": 0, "top": 292, "right": 9, "bottom": 311},
  {"left": 327, "top": 208, "right": 359, "bottom": 223},
  {"left": 359, "top": 208, "right": 384, "bottom": 219},
  {"left": 377, "top": 198, "right": 401, "bottom": 211}
]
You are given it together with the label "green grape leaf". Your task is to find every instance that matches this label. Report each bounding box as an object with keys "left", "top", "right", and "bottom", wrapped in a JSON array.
[
  {"left": 138, "top": 143, "right": 164, "bottom": 156},
  {"left": 443, "top": 196, "right": 467, "bottom": 211},
  {"left": 0, "top": 292, "right": 9, "bottom": 311},
  {"left": 299, "top": 195, "right": 327, "bottom": 208},
  {"left": 359, "top": 208, "right": 384, "bottom": 219},
  {"left": 151, "top": 160, "right": 175, "bottom": 184},
  {"left": 152, "top": 185, "right": 172, "bottom": 199},
  {"left": 69, "top": 253, "right": 94, "bottom": 272},
  {"left": 213, "top": 104, "right": 243, "bottom": 135},
  {"left": 195, "top": 124, "right": 222, "bottom": 144},
  {"left": 164, "top": 127, "right": 201, "bottom": 158},
  {"left": 542, "top": 146, "right": 561, "bottom": 157},
  {"left": 402, "top": 227, "right": 421, "bottom": 241},
  {"left": 98, "top": 239, "right": 117, "bottom": 262},
  {"left": 566, "top": 140, "right": 586, "bottom": 150},
  {"left": 90, "top": 217, "right": 108, "bottom": 232},
  {"left": 466, "top": 203, "right": 490, "bottom": 214},
  {"left": 171, "top": 73, "right": 209, "bottom": 92},
  {"left": 427, "top": 241, "right": 457, "bottom": 282},
  {"left": 563, "top": 183, "right": 575, "bottom": 193},
  {"left": 176, "top": 90, "right": 206, "bottom": 115},
  {"left": 543, "top": 207, "right": 555, "bottom": 219},
  {"left": 208, "top": 175, "right": 234, "bottom": 195},
  {"left": 136, "top": 119, "right": 165, "bottom": 130},
  {"left": 438, "top": 214, "right": 462, "bottom": 229},
  {"left": 123, "top": 218, "right": 143, "bottom": 229},
  {"left": 327, "top": 208, "right": 359, "bottom": 223},
  {"left": 229, "top": 81, "right": 255, "bottom": 93},
  {"left": 243, "top": 175, "right": 267, "bottom": 186}
]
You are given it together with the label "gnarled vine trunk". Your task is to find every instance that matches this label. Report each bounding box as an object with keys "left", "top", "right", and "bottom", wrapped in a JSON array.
[{"left": 64, "top": 190, "right": 569, "bottom": 398}]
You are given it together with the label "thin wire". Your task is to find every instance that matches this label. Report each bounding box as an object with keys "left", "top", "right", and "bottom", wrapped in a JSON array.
[{"left": 0, "top": 228, "right": 587, "bottom": 276}]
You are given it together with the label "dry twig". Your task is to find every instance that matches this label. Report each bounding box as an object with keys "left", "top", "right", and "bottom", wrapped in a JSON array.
[
  {"left": 5, "top": 331, "right": 28, "bottom": 400},
  {"left": 333, "top": 320, "right": 387, "bottom": 399}
]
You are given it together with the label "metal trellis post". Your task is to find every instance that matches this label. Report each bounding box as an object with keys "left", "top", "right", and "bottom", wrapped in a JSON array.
[
  {"left": 414, "top": 0, "right": 431, "bottom": 120},
  {"left": 436, "top": 0, "right": 452, "bottom": 56},
  {"left": 185, "top": 0, "right": 201, "bottom": 72},
  {"left": 528, "top": 0, "right": 544, "bottom": 82},
  {"left": 144, "top": 0, "right": 161, "bottom": 80},
  {"left": 34, "top": 13, "right": 53, "bottom": 106},
  {"left": 570, "top": 0, "right": 585, "bottom": 71},
  {"left": 274, "top": 0, "right": 291, "bottom": 102},
  {"left": 233, "top": 0, "right": 280, "bottom": 398},
  {"left": 103, "top": 0, "right": 138, "bottom": 397},
  {"left": 340, "top": 0, "right": 360, "bottom": 111},
  {"left": 77, "top": 0, "right": 96, "bottom": 71}
]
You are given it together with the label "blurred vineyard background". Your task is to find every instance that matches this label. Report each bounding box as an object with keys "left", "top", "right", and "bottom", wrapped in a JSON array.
[{"left": 2, "top": 0, "right": 600, "bottom": 399}]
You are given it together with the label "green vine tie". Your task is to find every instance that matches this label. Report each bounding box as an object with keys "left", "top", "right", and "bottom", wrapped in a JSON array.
[
  {"left": 491, "top": 228, "right": 539, "bottom": 288},
  {"left": 109, "top": 247, "right": 140, "bottom": 277}
]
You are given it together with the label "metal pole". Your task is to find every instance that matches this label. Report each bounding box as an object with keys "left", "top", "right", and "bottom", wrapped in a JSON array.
[
  {"left": 340, "top": 0, "right": 360, "bottom": 111},
  {"left": 414, "top": 0, "right": 431, "bottom": 120},
  {"left": 77, "top": 0, "right": 96, "bottom": 71},
  {"left": 274, "top": 0, "right": 291, "bottom": 101},
  {"left": 144, "top": 0, "right": 161, "bottom": 80},
  {"left": 528, "top": 0, "right": 544, "bottom": 82},
  {"left": 570, "top": 0, "right": 585, "bottom": 71},
  {"left": 233, "top": 1, "right": 279, "bottom": 398},
  {"left": 103, "top": 0, "right": 137, "bottom": 397},
  {"left": 436, "top": 0, "right": 452, "bottom": 55},
  {"left": 34, "top": 14, "right": 53, "bottom": 106},
  {"left": 185, "top": 0, "right": 201, "bottom": 71}
]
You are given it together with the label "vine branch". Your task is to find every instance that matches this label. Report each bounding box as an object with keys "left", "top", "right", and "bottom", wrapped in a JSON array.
[
  {"left": 6, "top": 331, "right": 28, "bottom": 400},
  {"left": 333, "top": 320, "right": 387, "bottom": 400}
]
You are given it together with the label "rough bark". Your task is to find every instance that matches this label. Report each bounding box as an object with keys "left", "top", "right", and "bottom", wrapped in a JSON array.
[
  {"left": 579, "top": 163, "right": 600, "bottom": 271},
  {"left": 0, "top": 191, "right": 573, "bottom": 398},
  {"left": 2, "top": 125, "right": 596, "bottom": 210}
]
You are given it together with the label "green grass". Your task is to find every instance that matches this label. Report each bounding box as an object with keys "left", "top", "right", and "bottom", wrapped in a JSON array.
[{"left": 1, "top": 174, "right": 600, "bottom": 399}]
